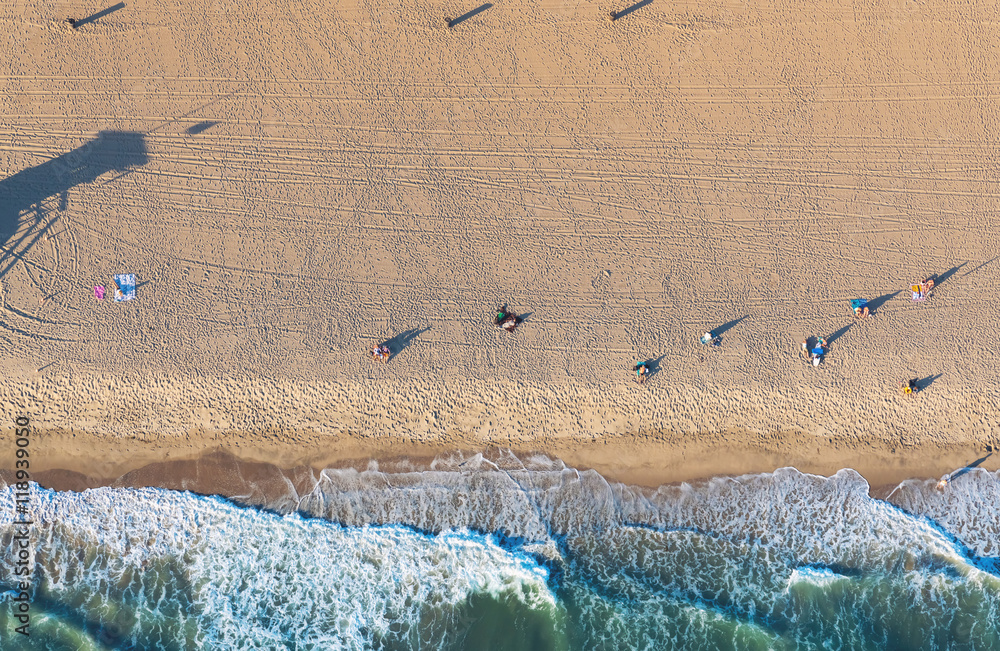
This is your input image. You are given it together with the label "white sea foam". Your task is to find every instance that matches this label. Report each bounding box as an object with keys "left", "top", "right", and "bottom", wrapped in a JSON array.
[
  {"left": 1, "top": 486, "right": 559, "bottom": 649},
  {"left": 292, "top": 460, "right": 991, "bottom": 579},
  {"left": 788, "top": 566, "right": 849, "bottom": 587},
  {"left": 887, "top": 468, "right": 1000, "bottom": 561},
  {"left": 3, "top": 454, "right": 1000, "bottom": 649},
  {"left": 289, "top": 457, "right": 1000, "bottom": 646}
]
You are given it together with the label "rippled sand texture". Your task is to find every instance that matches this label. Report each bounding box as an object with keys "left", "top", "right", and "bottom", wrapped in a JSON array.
[{"left": 1, "top": 0, "right": 999, "bottom": 480}]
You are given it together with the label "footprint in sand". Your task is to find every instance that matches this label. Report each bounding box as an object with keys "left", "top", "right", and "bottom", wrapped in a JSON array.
[{"left": 591, "top": 269, "right": 611, "bottom": 291}]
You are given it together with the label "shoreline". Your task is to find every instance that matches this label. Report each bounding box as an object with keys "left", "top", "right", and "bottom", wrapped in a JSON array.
[
  {"left": 3, "top": 372, "right": 999, "bottom": 498},
  {"left": 8, "top": 426, "right": 996, "bottom": 500}
]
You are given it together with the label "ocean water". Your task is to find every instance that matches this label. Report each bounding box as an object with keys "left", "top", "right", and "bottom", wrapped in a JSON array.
[{"left": 2, "top": 452, "right": 999, "bottom": 649}]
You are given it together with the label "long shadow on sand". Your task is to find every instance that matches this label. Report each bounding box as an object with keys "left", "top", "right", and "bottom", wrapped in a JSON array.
[
  {"left": 186, "top": 121, "right": 218, "bottom": 135},
  {"left": 70, "top": 2, "right": 125, "bottom": 28},
  {"left": 962, "top": 257, "right": 997, "bottom": 278},
  {"left": 825, "top": 323, "right": 852, "bottom": 347},
  {"left": 448, "top": 3, "right": 492, "bottom": 28},
  {"left": 948, "top": 452, "right": 993, "bottom": 483},
  {"left": 612, "top": 0, "right": 653, "bottom": 20},
  {"left": 382, "top": 327, "right": 431, "bottom": 361},
  {"left": 867, "top": 290, "right": 900, "bottom": 314},
  {"left": 928, "top": 263, "right": 967, "bottom": 290},
  {"left": 915, "top": 373, "right": 942, "bottom": 391},
  {"left": 711, "top": 315, "right": 748, "bottom": 342},
  {"left": 0, "top": 131, "right": 148, "bottom": 280},
  {"left": 640, "top": 355, "right": 665, "bottom": 381}
]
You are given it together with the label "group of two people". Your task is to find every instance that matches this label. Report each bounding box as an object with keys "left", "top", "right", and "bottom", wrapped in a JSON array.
[
  {"left": 370, "top": 344, "right": 390, "bottom": 363},
  {"left": 852, "top": 277, "right": 935, "bottom": 316}
]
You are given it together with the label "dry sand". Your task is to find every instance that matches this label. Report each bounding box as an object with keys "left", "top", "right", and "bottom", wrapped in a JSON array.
[{"left": 1, "top": 0, "right": 999, "bottom": 491}]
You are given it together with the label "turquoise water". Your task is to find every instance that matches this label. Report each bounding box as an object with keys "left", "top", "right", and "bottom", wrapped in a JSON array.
[{"left": 2, "top": 454, "right": 999, "bottom": 649}]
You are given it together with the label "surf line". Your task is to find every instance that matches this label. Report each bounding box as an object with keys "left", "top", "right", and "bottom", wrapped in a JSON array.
[{"left": 11, "top": 415, "right": 33, "bottom": 637}]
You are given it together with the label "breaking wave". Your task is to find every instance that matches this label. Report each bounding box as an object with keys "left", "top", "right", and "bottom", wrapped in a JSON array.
[{"left": 2, "top": 452, "right": 999, "bottom": 649}]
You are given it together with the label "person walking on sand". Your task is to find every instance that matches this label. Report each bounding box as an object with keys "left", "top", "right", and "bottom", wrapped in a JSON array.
[
  {"left": 850, "top": 298, "right": 869, "bottom": 319},
  {"left": 633, "top": 361, "right": 649, "bottom": 384}
]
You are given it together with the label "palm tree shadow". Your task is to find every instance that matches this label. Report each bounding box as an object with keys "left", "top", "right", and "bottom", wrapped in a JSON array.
[
  {"left": 381, "top": 327, "right": 431, "bottom": 361},
  {"left": 867, "top": 291, "right": 900, "bottom": 314}
]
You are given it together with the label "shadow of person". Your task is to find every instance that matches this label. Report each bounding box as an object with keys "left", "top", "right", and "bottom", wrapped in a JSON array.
[
  {"left": 963, "top": 257, "right": 997, "bottom": 278},
  {"left": 381, "top": 326, "right": 431, "bottom": 361},
  {"left": 447, "top": 3, "right": 492, "bottom": 28},
  {"left": 186, "top": 121, "right": 218, "bottom": 135},
  {"left": 915, "top": 373, "right": 943, "bottom": 391},
  {"left": 711, "top": 315, "right": 748, "bottom": 343},
  {"left": 929, "top": 263, "right": 968, "bottom": 289},
  {"left": 825, "top": 323, "right": 852, "bottom": 347},
  {"left": 641, "top": 355, "right": 666, "bottom": 380},
  {"left": 0, "top": 131, "right": 148, "bottom": 280},
  {"left": 948, "top": 452, "right": 993, "bottom": 483},
  {"left": 612, "top": 0, "right": 653, "bottom": 20},
  {"left": 867, "top": 290, "right": 900, "bottom": 314},
  {"left": 69, "top": 2, "right": 126, "bottom": 29}
]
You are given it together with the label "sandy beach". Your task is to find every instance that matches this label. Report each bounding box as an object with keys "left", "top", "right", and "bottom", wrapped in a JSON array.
[{"left": 2, "top": 0, "right": 1000, "bottom": 492}]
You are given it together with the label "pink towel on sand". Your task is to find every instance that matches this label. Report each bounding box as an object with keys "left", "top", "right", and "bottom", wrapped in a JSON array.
[{"left": 94, "top": 286, "right": 105, "bottom": 300}]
